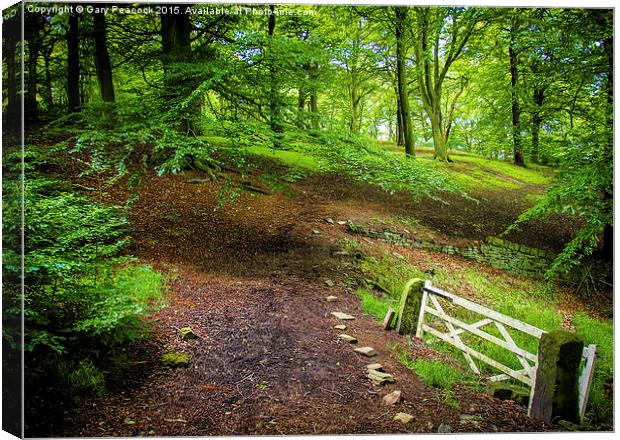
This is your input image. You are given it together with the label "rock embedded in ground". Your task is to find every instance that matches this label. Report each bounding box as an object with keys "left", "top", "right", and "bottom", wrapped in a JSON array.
[
  {"left": 334, "top": 324, "right": 347, "bottom": 330},
  {"left": 331, "top": 311, "right": 355, "bottom": 320},
  {"left": 337, "top": 334, "right": 358, "bottom": 343},
  {"left": 324, "top": 279, "right": 335, "bottom": 287},
  {"left": 325, "top": 218, "right": 334, "bottom": 224},
  {"left": 326, "top": 295, "right": 338, "bottom": 302},
  {"left": 367, "top": 369, "right": 394, "bottom": 385},
  {"left": 337, "top": 220, "right": 347, "bottom": 225},
  {"left": 179, "top": 326, "right": 197, "bottom": 340},
  {"left": 354, "top": 346, "right": 377, "bottom": 357},
  {"left": 366, "top": 363, "right": 384, "bottom": 371},
  {"left": 393, "top": 412, "right": 414, "bottom": 424},
  {"left": 312, "top": 229, "right": 321, "bottom": 234},
  {"left": 383, "top": 390, "right": 402, "bottom": 405},
  {"left": 437, "top": 423, "right": 452, "bottom": 433},
  {"left": 160, "top": 352, "right": 190, "bottom": 368},
  {"left": 459, "top": 414, "right": 482, "bottom": 423}
]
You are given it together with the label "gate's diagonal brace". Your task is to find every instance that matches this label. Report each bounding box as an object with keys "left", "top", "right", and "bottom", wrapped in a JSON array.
[{"left": 428, "top": 295, "right": 480, "bottom": 375}]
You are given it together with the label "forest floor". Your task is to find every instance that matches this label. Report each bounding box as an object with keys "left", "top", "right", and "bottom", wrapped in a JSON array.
[{"left": 28, "top": 139, "right": 600, "bottom": 436}]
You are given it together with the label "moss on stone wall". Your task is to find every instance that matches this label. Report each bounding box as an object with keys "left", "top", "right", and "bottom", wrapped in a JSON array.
[{"left": 348, "top": 223, "right": 555, "bottom": 280}]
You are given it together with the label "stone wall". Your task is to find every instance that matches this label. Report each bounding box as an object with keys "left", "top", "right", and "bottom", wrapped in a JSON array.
[{"left": 347, "top": 223, "right": 555, "bottom": 280}]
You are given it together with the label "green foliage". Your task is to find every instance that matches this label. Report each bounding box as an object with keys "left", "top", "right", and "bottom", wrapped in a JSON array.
[
  {"left": 314, "top": 132, "right": 461, "bottom": 200},
  {"left": 155, "top": 128, "right": 219, "bottom": 176},
  {"left": 506, "top": 129, "right": 612, "bottom": 279},
  {"left": 3, "top": 148, "right": 164, "bottom": 394},
  {"left": 73, "top": 266, "right": 164, "bottom": 343}
]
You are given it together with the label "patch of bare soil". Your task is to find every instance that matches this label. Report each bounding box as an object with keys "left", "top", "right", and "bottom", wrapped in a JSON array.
[
  {"left": 26, "top": 165, "right": 561, "bottom": 437},
  {"left": 297, "top": 173, "right": 580, "bottom": 253}
]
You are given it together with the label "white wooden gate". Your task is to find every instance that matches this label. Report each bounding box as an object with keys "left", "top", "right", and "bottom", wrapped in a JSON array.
[{"left": 415, "top": 280, "right": 596, "bottom": 419}]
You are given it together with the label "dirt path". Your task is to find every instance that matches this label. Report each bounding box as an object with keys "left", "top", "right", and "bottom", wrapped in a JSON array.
[{"left": 28, "top": 167, "right": 554, "bottom": 437}]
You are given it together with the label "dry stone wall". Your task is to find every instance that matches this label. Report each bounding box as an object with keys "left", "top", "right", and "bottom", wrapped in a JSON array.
[{"left": 348, "top": 223, "right": 555, "bottom": 280}]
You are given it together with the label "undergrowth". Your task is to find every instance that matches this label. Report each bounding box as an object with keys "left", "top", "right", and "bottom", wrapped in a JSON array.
[{"left": 4, "top": 148, "right": 165, "bottom": 396}]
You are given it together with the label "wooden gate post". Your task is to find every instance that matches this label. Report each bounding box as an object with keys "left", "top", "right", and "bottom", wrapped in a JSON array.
[
  {"left": 396, "top": 278, "right": 425, "bottom": 335},
  {"left": 529, "top": 330, "right": 584, "bottom": 424}
]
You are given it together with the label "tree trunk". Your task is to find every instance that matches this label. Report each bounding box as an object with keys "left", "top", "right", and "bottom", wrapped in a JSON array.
[
  {"left": 531, "top": 87, "right": 544, "bottom": 164},
  {"left": 297, "top": 88, "right": 306, "bottom": 128},
  {"left": 394, "top": 7, "right": 414, "bottom": 156},
  {"left": 161, "top": 10, "right": 191, "bottom": 84},
  {"left": 42, "top": 45, "right": 54, "bottom": 110},
  {"left": 267, "top": 5, "right": 282, "bottom": 136},
  {"left": 93, "top": 11, "right": 115, "bottom": 103},
  {"left": 349, "top": 69, "right": 360, "bottom": 134},
  {"left": 3, "top": 36, "right": 19, "bottom": 121},
  {"left": 67, "top": 12, "right": 80, "bottom": 112},
  {"left": 429, "top": 109, "right": 448, "bottom": 161},
  {"left": 25, "top": 12, "right": 43, "bottom": 122},
  {"left": 26, "top": 39, "right": 39, "bottom": 121},
  {"left": 396, "top": 90, "right": 404, "bottom": 146},
  {"left": 309, "top": 92, "right": 318, "bottom": 129},
  {"left": 160, "top": 9, "right": 194, "bottom": 132},
  {"left": 509, "top": 43, "right": 525, "bottom": 167},
  {"left": 529, "top": 59, "right": 544, "bottom": 164}
]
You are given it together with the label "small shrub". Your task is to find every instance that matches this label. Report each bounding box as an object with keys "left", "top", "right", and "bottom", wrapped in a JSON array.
[{"left": 66, "top": 359, "right": 106, "bottom": 396}]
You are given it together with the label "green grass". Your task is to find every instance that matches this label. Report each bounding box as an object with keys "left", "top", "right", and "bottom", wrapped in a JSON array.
[
  {"left": 360, "top": 255, "right": 426, "bottom": 300},
  {"left": 397, "top": 351, "right": 468, "bottom": 407},
  {"left": 354, "top": 288, "right": 396, "bottom": 321},
  {"left": 456, "top": 155, "right": 553, "bottom": 185},
  {"left": 377, "top": 142, "right": 553, "bottom": 192},
  {"left": 448, "top": 168, "right": 522, "bottom": 191},
  {"left": 238, "top": 146, "right": 322, "bottom": 171},
  {"left": 370, "top": 214, "right": 421, "bottom": 230}
]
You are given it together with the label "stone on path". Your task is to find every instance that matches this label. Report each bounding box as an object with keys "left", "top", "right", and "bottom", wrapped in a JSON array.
[
  {"left": 437, "top": 423, "right": 453, "bottom": 433},
  {"left": 312, "top": 229, "right": 321, "bottom": 234},
  {"left": 383, "top": 308, "right": 396, "bottom": 330},
  {"left": 179, "top": 326, "right": 197, "bottom": 340},
  {"left": 337, "top": 334, "right": 358, "bottom": 343},
  {"left": 326, "top": 295, "right": 338, "bottom": 302},
  {"left": 367, "top": 369, "right": 394, "bottom": 385},
  {"left": 366, "top": 363, "right": 384, "bottom": 371},
  {"left": 393, "top": 412, "right": 414, "bottom": 424},
  {"left": 337, "top": 220, "right": 347, "bottom": 225},
  {"left": 383, "top": 390, "right": 402, "bottom": 405},
  {"left": 324, "top": 279, "right": 335, "bottom": 287},
  {"left": 354, "top": 346, "right": 377, "bottom": 357},
  {"left": 334, "top": 324, "right": 347, "bottom": 330},
  {"left": 161, "top": 352, "right": 190, "bottom": 368},
  {"left": 331, "top": 311, "right": 355, "bottom": 320},
  {"left": 325, "top": 218, "right": 334, "bottom": 224}
]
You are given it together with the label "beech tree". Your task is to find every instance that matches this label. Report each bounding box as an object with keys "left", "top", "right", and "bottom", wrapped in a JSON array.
[{"left": 413, "top": 7, "right": 485, "bottom": 161}]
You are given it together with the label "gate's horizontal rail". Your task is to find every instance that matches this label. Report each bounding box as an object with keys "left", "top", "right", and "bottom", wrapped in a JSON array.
[
  {"left": 422, "top": 284, "right": 545, "bottom": 339},
  {"left": 424, "top": 306, "right": 538, "bottom": 363}
]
